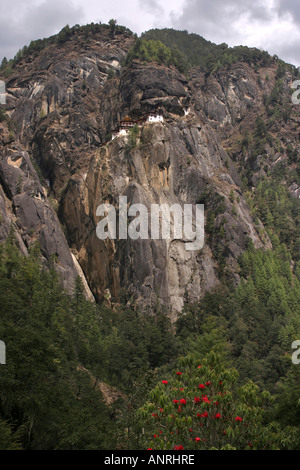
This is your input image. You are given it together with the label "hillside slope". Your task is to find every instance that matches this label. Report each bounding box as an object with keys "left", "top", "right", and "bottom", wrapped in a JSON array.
[{"left": 0, "top": 24, "right": 299, "bottom": 316}]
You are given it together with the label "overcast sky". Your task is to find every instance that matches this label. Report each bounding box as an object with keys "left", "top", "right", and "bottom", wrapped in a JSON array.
[{"left": 0, "top": 0, "right": 299, "bottom": 67}]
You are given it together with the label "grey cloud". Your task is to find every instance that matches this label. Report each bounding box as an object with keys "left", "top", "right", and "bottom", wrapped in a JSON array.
[
  {"left": 277, "top": 0, "right": 300, "bottom": 24},
  {"left": 138, "top": 0, "right": 164, "bottom": 15},
  {"left": 172, "top": 0, "right": 270, "bottom": 27},
  {"left": 267, "top": 35, "right": 300, "bottom": 67},
  {"left": 172, "top": 0, "right": 272, "bottom": 37},
  {"left": 0, "top": 0, "right": 83, "bottom": 61},
  {"left": 169, "top": 0, "right": 300, "bottom": 66}
]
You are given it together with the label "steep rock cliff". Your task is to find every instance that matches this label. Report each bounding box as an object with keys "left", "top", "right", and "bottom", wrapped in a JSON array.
[{"left": 2, "top": 26, "right": 291, "bottom": 316}]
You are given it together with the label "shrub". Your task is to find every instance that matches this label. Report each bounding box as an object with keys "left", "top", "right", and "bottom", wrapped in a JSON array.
[{"left": 137, "top": 352, "right": 298, "bottom": 450}]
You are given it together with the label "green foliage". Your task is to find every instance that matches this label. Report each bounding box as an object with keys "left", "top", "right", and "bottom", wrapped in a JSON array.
[
  {"left": 264, "top": 76, "right": 293, "bottom": 123},
  {"left": 0, "top": 22, "right": 134, "bottom": 74},
  {"left": 56, "top": 25, "right": 72, "bottom": 44},
  {"left": 270, "top": 366, "right": 300, "bottom": 427},
  {"left": 125, "top": 124, "right": 140, "bottom": 151},
  {"left": 109, "top": 19, "right": 117, "bottom": 38},
  {"left": 0, "top": 24, "right": 299, "bottom": 451},
  {"left": 252, "top": 180, "right": 300, "bottom": 260},
  {"left": 98, "top": 304, "right": 177, "bottom": 389},
  {"left": 136, "top": 352, "right": 298, "bottom": 450},
  {"left": 0, "top": 238, "right": 114, "bottom": 449},
  {"left": 141, "top": 29, "right": 273, "bottom": 74},
  {"left": 126, "top": 38, "right": 188, "bottom": 73},
  {"left": 0, "top": 419, "right": 23, "bottom": 450},
  {"left": 0, "top": 57, "right": 14, "bottom": 77},
  {"left": 175, "top": 241, "right": 300, "bottom": 401},
  {"left": 255, "top": 116, "right": 268, "bottom": 139},
  {"left": 0, "top": 57, "right": 7, "bottom": 68},
  {"left": 0, "top": 237, "right": 179, "bottom": 449},
  {"left": 0, "top": 225, "right": 299, "bottom": 450}
]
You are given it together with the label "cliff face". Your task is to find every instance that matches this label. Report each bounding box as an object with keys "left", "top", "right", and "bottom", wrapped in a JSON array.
[
  {"left": 2, "top": 27, "right": 293, "bottom": 316},
  {"left": 0, "top": 142, "right": 93, "bottom": 296},
  {"left": 0, "top": 28, "right": 133, "bottom": 299}
]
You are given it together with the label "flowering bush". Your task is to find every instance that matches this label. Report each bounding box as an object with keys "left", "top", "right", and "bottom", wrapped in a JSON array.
[{"left": 137, "top": 352, "right": 298, "bottom": 450}]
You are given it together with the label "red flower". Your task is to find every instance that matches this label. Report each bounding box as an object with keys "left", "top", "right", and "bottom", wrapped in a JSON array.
[
  {"left": 173, "top": 399, "right": 179, "bottom": 404},
  {"left": 194, "top": 397, "right": 201, "bottom": 404},
  {"left": 195, "top": 437, "right": 201, "bottom": 442},
  {"left": 199, "top": 384, "right": 205, "bottom": 390},
  {"left": 202, "top": 395, "right": 210, "bottom": 403},
  {"left": 202, "top": 412, "right": 208, "bottom": 418},
  {"left": 235, "top": 416, "right": 242, "bottom": 422},
  {"left": 205, "top": 382, "right": 211, "bottom": 386},
  {"left": 180, "top": 399, "right": 187, "bottom": 405},
  {"left": 215, "top": 413, "right": 221, "bottom": 419},
  {"left": 162, "top": 380, "right": 168, "bottom": 385},
  {"left": 176, "top": 372, "right": 182, "bottom": 376},
  {"left": 174, "top": 445, "right": 184, "bottom": 450}
]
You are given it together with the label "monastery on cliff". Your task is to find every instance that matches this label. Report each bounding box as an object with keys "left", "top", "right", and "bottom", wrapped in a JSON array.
[{"left": 112, "top": 112, "right": 164, "bottom": 140}]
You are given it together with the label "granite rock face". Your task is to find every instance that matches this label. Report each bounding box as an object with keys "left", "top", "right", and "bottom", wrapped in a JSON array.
[
  {"left": 119, "top": 61, "right": 190, "bottom": 116},
  {"left": 0, "top": 146, "right": 93, "bottom": 298},
  {"left": 58, "top": 115, "right": 268, "bottom": 317},
  {"left": 0, "top": 28, "right": 283, "bottom": 316}
]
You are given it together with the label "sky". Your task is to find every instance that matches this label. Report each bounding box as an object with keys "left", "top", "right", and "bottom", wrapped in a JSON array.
[{"left": 0, "top": 0, "right": 299, "bottom": 67}]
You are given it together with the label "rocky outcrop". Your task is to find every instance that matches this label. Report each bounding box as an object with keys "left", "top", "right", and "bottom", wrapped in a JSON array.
[
  {"left": 59, "top": 115, "right": 269, "bottom": 317},
  {"left": 119, "top": 60, "right": 190, "bottom": 117},
  {"left": 189, "top": 62, "right": 275, "bottom": 135},
  {"left": 0, "top": 28, "right": 282, "bottom": 317},
  {"left": 0, "top": 145, "right": 93, "bottom": 298}
]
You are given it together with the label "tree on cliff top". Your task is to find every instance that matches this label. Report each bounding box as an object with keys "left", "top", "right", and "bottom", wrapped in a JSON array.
[{"left": 109, "top": 19, "right": 117, "bottom": 37}]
